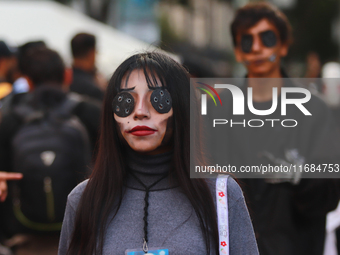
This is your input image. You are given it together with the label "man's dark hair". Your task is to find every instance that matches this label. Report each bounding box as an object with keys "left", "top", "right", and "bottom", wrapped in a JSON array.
[
  {"left": 18, "top": 40, "right": 47, "bottom": 74},
  {"left": 71, "top": 33, "right": 96, "bottom": 58},
  {"left": 0, "top": 40, "right": 14, "bottom": 59},
  {"left": 231, "top": 2, "right": 292, "bottom": 47},
  {"left": 24, "top": 48, "right": 64, "bottom": 86}
]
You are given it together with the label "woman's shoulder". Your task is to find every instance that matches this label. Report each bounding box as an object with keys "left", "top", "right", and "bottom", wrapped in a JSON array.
[
  {"left": 205, "top": 176, "right": 245, "bottom": 207},
  {"left": 67, "top": 179, "right": 89, "bottom": 210}
]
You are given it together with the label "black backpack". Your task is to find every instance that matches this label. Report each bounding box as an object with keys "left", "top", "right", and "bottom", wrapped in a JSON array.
[{"left": 10, "top": 95, "right": 91, "bottom": 232}]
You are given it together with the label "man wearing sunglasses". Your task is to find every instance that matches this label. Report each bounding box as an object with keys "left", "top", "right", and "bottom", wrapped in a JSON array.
[
  {"left": 231, "top": 2, "right": 290, "bottom": 80},
  {"left": 227, "top": 2, "right": 340, "bottom": 255}
]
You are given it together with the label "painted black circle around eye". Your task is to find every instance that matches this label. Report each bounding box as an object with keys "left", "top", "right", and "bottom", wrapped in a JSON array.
[
  {"left": 241, "top": 34, "right": 253, "bottom": 53},
  {"left": 112, "top": 92, "right": 135, "bottom": 117},
  {"left": 260, "top": 30, "right": 277, "bottom": 48},
  {"left": 150, "top": 88, "right": 172, "bottom": 114}
]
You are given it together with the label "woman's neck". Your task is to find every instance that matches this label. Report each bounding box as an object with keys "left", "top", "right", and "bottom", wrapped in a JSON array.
[
  {"left": 125, "top": 147, "right": 175, "bottom": 189},
  {"left": 126, "top": 148, "right": 172, "bottom": 175}
]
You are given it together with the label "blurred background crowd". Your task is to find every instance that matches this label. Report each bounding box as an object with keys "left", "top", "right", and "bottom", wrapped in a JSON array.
[{"left": 1, "top": 0, "right": 340, "bottom": 79}]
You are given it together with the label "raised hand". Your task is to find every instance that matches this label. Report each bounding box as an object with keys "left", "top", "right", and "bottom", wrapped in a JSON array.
[{"left": 0, "top": 172, "right": 23, "bottom": 202}]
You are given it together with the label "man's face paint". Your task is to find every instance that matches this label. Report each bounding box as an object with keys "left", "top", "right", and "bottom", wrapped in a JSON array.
[
  {"left": 241, "top": 30, "right": 277, "bottom": 53},
  {"left": 113, "top": 69, "right": 174, "bottom": 155},
  {"left": 112, "top": 88, "right": 172, "bottom": 117},
  {"left": 234, "top": 19, "right": 288, "bottom": 77}
]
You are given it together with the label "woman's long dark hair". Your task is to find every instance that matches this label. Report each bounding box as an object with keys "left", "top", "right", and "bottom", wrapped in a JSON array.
[{"left": 67, "top": 52, "right": 219, "bottom": 255}]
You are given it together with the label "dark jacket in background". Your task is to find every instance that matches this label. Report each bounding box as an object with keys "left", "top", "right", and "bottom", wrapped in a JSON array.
[{"left": 69, "top": 67, "right": 104, "bottom": 101}]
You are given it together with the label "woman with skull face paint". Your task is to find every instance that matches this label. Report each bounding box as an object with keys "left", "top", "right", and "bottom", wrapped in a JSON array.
[{"left": 58, "top": 52, "right": 258, "bottom": 255}]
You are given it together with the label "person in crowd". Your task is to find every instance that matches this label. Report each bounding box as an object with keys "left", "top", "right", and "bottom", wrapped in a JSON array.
[
  {"left": 58, "top": 52, "right": 259, "bottom": 255},
  {"left": 218, "top": 2, "right": 340, "bottom": 255},
  {"left": 69, "top": 33, "right": 105, "bottom": 101},
  {"left": 0, "top": 40, "right": 17, "bottom": 101},
  {"left": 0, "top": 40, "right": 21, "bottom": 127},
  {"left": 304, "top": 51, "right": 323, "bottom": 94},
  {"left": 0, "top": 171, "right": 22, "bottom": 255},
  {"left": 11, "top": 41, "right": 47, "bottom": 95},
  {"left": 0, "top": 47, "right": 101, "bottom": 255},
  {"left": 0, "top": 47, "right": 100, "bottom": 153},
  {"left": 0, "top": 172, "right": 22, "bottom": 202},
  {"left": 0, "top": 41, "right": 48, "bottom": 122},
  {"left": 305, "top": 52, "right": 322, "bottom": 79}
]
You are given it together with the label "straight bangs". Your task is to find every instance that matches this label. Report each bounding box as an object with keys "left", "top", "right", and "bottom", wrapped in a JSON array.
[{"left": 120, "top": 54, "right": 168, "bottom": 91}]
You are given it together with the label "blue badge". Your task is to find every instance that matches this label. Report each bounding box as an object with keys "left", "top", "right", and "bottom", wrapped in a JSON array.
[{"left": 125, "top": 248, "right": 169, "bottom": 255}]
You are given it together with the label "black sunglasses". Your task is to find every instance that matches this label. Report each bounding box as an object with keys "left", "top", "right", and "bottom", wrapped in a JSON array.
[{"left": 240, "top": 30, "right": 277, "bottom": 53}]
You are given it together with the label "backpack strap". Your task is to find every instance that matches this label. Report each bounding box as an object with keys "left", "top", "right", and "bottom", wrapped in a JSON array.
[
  {"left": 216, "top": 175, "right": 229, "bottom": 255},
  {"left": 50, "top": 95, "right": 90, "bottom": 150},
  {"left": 11, "top": 93, "right": 82, "bottom": 127},
  {"left": 50, "top": 94, "right": 81, "bottom": 118},
  {"left": 12, "top": 94, "right": 44, "bottom": 124},
  {"left": 13, "top": 105, "right": 41, "bottom": 122}
]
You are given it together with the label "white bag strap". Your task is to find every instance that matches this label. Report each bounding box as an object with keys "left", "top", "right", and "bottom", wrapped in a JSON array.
[{"left": 216, "top": 175, "right": 229, "bottom": 255}]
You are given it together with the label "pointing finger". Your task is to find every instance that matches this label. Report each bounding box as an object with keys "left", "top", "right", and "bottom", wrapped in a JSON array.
[{"left": 0, "top": 172, "right": 23, "bottom": 180}]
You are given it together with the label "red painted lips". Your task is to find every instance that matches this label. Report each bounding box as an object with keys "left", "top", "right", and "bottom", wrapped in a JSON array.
[{"left": 128, "top": 126, "right": 156, "bottom": 136}]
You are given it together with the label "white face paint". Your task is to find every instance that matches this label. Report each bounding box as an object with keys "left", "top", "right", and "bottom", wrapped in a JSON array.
[{"left": 114, "top": 69, "right": 173, "bottom": 155}]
